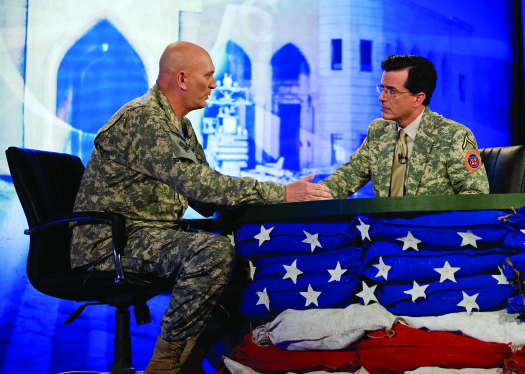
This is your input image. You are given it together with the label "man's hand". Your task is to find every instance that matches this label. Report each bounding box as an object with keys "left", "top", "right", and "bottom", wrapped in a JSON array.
[{"left": 284, "top": 174, "right": 332, "bottom": 202}]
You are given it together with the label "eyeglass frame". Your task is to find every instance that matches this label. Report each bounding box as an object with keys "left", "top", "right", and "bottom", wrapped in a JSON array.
[{"left": 376, "top": 84, "right": 412, "bottom": 98}]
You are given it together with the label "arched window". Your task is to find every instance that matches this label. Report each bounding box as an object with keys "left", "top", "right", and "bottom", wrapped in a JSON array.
[
  {"left": 271, "top": 43, "right": 310, "bottom": 171},
  {"left": 56, "top": 20, "right": 148, "bottom": 164},
  {"left": 219, "top": 41, "right": 252, "bottom": 87},
  {"left": 271, "top": 43, "right": 310, "bottom": 81}
]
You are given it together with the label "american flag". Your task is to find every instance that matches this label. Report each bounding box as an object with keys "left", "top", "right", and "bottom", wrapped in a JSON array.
[{"left": 220, "top": 207, "right": 525, "bottom": 373}]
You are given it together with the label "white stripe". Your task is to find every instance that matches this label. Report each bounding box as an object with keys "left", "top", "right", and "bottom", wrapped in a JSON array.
[
  {"left": 258, "top": 303, "right": 525, "bottom": 351},
  {"left": 260, "top": 303, "right": 396, "bottom": 351}
]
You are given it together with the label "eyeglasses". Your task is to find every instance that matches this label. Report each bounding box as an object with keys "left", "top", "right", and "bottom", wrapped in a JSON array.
[{"left": 376, "top": 84, "right": 411, "bottom": 98}]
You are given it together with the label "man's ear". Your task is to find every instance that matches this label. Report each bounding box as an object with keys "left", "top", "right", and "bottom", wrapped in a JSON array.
[
  {"left": 177, "top": 71, "right": 187, "bottom": 91},
  {"left": 414, "top": 92, "right": 426, "bottom": 107}
]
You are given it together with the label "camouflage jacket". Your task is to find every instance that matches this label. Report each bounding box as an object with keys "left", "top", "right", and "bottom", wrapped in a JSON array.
[
  {"left": 321, "top": 107, "right": 489, "bottom": 198},
  {"left": 70, "top": 85, "right": 285, "bottom": 269}
]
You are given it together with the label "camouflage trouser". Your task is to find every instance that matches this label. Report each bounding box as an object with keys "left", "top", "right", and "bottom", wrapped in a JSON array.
[{"left": 120, "top": 227, "right": 235, "bottom": 343}]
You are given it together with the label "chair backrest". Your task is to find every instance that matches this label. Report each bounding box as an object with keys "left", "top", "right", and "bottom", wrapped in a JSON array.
[
  {"left": 479, "top": 145, "right": 525, "bottom": 194},
  {"left": 6, "top": 147, "right": 86, "bottom": 282}
]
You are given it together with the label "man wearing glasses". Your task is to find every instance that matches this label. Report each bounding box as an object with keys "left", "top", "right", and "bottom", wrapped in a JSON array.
[{"left": 321, "top": 55, "right": 489, "bottom": 197}]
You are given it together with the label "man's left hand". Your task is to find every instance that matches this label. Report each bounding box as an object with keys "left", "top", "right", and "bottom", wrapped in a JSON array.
[{"left": 284, "top": 174, "right": 332, "bottom": 202}]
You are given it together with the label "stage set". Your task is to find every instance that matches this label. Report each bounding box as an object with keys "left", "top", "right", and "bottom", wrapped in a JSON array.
[{"left": 0, "top": 0, "right": 523, "bottom": 373}]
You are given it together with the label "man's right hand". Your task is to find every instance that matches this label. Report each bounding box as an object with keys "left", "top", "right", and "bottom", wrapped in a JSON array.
[{"left": 284, "top": 174, "right": 332, "bottom": 202}]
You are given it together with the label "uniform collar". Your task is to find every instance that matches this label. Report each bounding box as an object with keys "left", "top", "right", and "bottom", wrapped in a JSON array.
[
  {"left": 153, "top": 84, "right": 187, "bottom": 139},
  {"left": 396, "top": 107, "right": 425, "bottom": 140}
]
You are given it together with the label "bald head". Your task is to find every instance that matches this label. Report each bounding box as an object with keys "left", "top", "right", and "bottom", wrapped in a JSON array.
[
  {"left": 157, "top": 42, "right": 216, "bottom": 118},
  {"left": 158, "top": 42, "right": 208, "bottom": 77}
]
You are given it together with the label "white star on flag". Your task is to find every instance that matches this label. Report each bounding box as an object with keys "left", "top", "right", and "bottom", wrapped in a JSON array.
[
  {"left": 327, "top": 261, "right": 347, "bottom": 282},
  {"left": 356, "top": 218, "right": 371, "bottom": 241},
  {"left": 254, "top": 225, "right": 275, "bottom": 246},
  {"left": 397, "top": 231, "right": 422, "bottom": 251},
  {"left": 492, "top": 266, "right": 509, "bottom": 285},
  {"left": 404, "top": 281, "right": 429, "bottom": 302},
  {"left": 283, "top": 259, "right": 303, "bottom": 284},
  {"left": 227, "top": 232, "right": 235, "bottom": 246},
  {"left": 356, "top": 281, "right": 378, "bottom": 305},
  {"left": 521, "top": 229, "right": 525, "bottom": 244},
  {"left": 373, "top": 257, "right": 391, "bottom": 280},
  {"left": 457, "top": 291, "right": 480, "bottom": 316},
  {"left": 256, "top": 288, "right": 270, "bottom": 310},
  {"left": 434, "top": 261, "right": 461, "bottom": 283},
  {"left": 246, "top": 261, "right": 256, "bottom": 281},
  {"left": 302, "top": 230, "right": 322, "bottom": 252},
  {"left": 457, "top": 230, "right": 482, "bottom": 248},
  {"left": 300, "top": 284, "right": 322, "bottom": 307}
]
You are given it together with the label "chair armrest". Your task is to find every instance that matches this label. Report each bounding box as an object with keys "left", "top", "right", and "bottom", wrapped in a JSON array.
[
  {"left": 25, "top": 211, "right": 127, "bottom": 283},
  {"left": 26, "top": 213, "right": 214, "bottom": 285}
]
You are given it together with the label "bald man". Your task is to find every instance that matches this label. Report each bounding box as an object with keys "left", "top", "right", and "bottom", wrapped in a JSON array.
[{"left": 70, "top": 41, "right": 331, "bottom": 373}]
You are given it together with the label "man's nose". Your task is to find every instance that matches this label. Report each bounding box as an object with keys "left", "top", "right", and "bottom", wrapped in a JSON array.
[
  {"left": 378, "top": 90, "right": 387, "bottom": 101},
  {"left": 210, "top": 76, "right": 217, "bottom": 89}
]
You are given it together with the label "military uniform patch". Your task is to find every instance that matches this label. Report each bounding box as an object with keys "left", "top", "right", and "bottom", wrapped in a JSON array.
[
  {"left": 462, "top": 135, "right": 476, "bottom": 150},
  {"left": 465, "top": 150, "right": 482, "bottom": 172}
]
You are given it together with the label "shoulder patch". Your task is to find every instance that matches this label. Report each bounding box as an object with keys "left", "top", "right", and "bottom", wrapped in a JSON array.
[
  {"left": 465, "top": 150, "right": 482, "bottom": 172},
  {"left": 462, "top": 134, "right": 476, "bottom": 150}
]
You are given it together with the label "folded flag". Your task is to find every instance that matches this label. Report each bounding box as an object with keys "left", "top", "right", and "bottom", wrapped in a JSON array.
[
  {"left": 253, "top": 303, "right": 525, "bottom": 351},
  {"left": 401, "top": 310, "right": 525, "bottom": 346},
  {"left": 241, "top": 273, "right": 360, "bottom": 325},
  {"left": 376, "top": 273, "right": 515, "bottom": 316},
  {"left": 251, "top": 247, "right": 363, "bottom": 281},
  {"left": 363, "top": 241, "right": 514, "bottom": 283},
  {"left": 252, "top": 303, "right": 396, "bottom": 351},
  {"left": 228, "top": 208, "right": 525, "bottom": 374},
  {"left": 236, "top": 223, "right": 358, "bottom": 261},
  {"left": 352, "top": 211, "right": 513, "bottom": 251},
  {"left": 502, "top": 206, "right": 525, "bottom": 249},
  {"left": 503, "top": 345, "right": 525, "bottom": 373},
  {"left": 225, "top": 333, "right": 359, "bottom": 374},
  {"left": 358, "top": 323, "right": 510, "bottom": 374},
  {"left": 252, "top": 303, "right": 525, "bottom": 351},
  {"left": 507, "top": 295, "right": 525, "bottom": 314},
  {"left": 223, "top": 358, "right": 259, "bottom": 374},
  {"left": 505, "top": 251, "right": 525, "bottom": 274}
]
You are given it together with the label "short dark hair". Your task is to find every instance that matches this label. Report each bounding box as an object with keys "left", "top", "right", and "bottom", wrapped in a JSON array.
[{"left": 381, "top": 55, "right": 437, "bottom": 106}]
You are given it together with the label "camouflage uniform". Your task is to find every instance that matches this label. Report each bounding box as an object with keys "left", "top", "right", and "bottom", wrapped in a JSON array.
[
  {"left": 71, "top": 85, "right": 284, "bottom": 342},
  {"left": 321, "top": 107, "right": 489, "bottom": 197}
]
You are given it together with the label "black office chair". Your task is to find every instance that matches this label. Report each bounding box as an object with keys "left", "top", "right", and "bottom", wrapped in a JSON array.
[
  {"left": 479, "top": 145, "right": 525, "bottom": 193},
  {"left": 6, "top": 147, "right": 175, "bottom": 374}
]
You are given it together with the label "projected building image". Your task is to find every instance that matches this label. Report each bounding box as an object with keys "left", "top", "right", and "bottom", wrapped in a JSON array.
[{"left": 16, "top": 0, "right": 512, "bottom": 190}]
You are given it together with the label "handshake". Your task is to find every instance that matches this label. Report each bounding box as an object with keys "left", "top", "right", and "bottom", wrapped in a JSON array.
[{"left": 283, "top": 174, "right": 332, "bottom": 202}]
